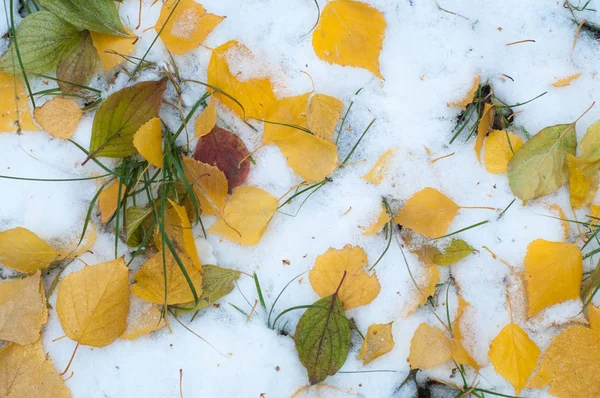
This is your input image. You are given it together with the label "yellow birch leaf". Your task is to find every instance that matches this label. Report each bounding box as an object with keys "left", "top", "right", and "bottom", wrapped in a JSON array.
[
  {"left": 133, "top": 117, "right": 163, "bottom": 168},
  {"left": 312, "top": 0, "right": 386, "bottom": 78},
  {"left": 132, "top": 249, "right": 203, "bottom": 305},
  {"left": 309, "top": 244, "right": 380, "bottom": 310},
  {"left": 552, "top": 73, "right": 582, "bottom": 87},
  {"left": 208, "top": 186, "right": 278, "bottom": 245},
  {"left": 451, "top": 296, "right": 480, "bottom": 369},
  {"left": 489, "top": 322, "right": 541, "bottom": 394},
  {"left": 98, "top": 180, "right": 126, "bottom": 224},
  {"left": 589, "top": 304, "right": 600, "bottom": 334},
  {"left": 0, "top": 339, "right": 71, "bottom": 398},
  {"left": 483, "top": 130, "right": 524, "bottom": 174},
  {"left": 363, "top": 204, "right": 391, "bottom": 235},
  {"left": 362, "top": 148, "right": 395, "bottom": 184},
  {"left": 475, "top": 103, "right": 494, "bottom": 163},
  {"left": 405, "top": 264, "right": 440, "bottom": 316},
  {"left": 0, "top": 271, "right": 46, "bottom": 345},
  {"left": 90, "top": 30, "right": 136, "bottom": 71},
  {"left": 307, "top": 93, "right": 343, "bottom": 142},
  {"left": 156, "top": 0, "right": 224, "bottom": 55},
  {"left": 166, "top": 199, "right": 201, "bottom": 271},
  {"left": 358, "top": 322, "right": 394, "bottom": 364},
  {"left": 182, "top": 156, "right": 228, "bottom": 216},
  {"left": 120, "top": 297, "right": 166, "bottom": 340},
  {"left": 207, "top": 40, "right": 277, "bottom": 120},
  {"left": 549, "top": 204, "right": 570, "bottom": 240},
  {"left": 447, "top": 75, "right": 480, "bottom": 108},
  {"left": 408, "top": 323, "right": 452, "bottom": 369},
  {"left": 56, "top": 258, "right": 130, "bottom": 347},
  {"left": 524, "top": 239, "right": 582, "bottom": 317},
  {"left": 0, "top": 227, "right": 59, "bottom": 273},
  {"left": 33, "top": 97, "right": 82, "bottom": 139},
  {"left": 263, "top": 93, "right": 310, "bottom": 144},
  {"left": 394, "top": 188, "right": 459, "bottom": 238},
  {"left": 568, "top": 155, "right": 599, "bottom": 209},
  {"left": 194, "top": 97, "right": 216, "bottom": 138},
  {"left": 0, "top": 72, "right": 37, "bottom": 132}
]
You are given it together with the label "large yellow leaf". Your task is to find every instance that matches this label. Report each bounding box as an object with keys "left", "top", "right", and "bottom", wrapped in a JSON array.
[
  {"left": 33, "top": 97, "right": 82, "bottom": 139},
  {"left": 447, "top": 76, "right": 480, "bottom": 108},
  {"left": 408, "top": 323, "right": 452, "bottom": 369},
  {"left": 489, "top": 322, "right": 540, "bottom": 394},
  {"left": 194, "top": 97, "right": 216, "bottom": 138},
  {"left": 524, "top": 239, "right": 582, "bottom": 317},
  {"left": 363, "top": 204, "right": 391, "bottom": 235},
  {"left": 0, "top": 339, "right": 71, "bottom": 398},
  {"left": 120, "top": 296, "right": 166, "bottom": 340},
  {"left": 358, "top": 322, "right": 394, "bottom": 364},
  {"left": 56, "top": 258, "right": 130, "bottom": 347},
  {"left": 0, "top": 227, "right": 59, "bottom": 273},
  {"left": 156, "top": 0, "right": 224, "bottom": 55},
  {"left": 90, "top": 30, "right": 136, "bottom": 71},
  {"left": 207, "top": 40, "right": 277, "bottom": 120},
  {"left": 394, "top": 188, "right": 459, "bottom": 238},
  {"left": 474, "top": 103, "right": 494, "bottom": 163},
  {"left": 208, "top": 186, "right": 278, "bottom": 245},
  {"left": 483, "top": 130, "right": 524, "bottom": 174},
  {"left": 0, "top": 72, "right": 37, "bottom": 132},
  {"left": 0, "top": 271, "right": 46, "bottom": 344},
  {"left": 98, "top": 180, "right": 126, "bottom": 224},
  {"left": 362, "top": 148, "right": 395, "bottom": 184},
  {"left": 312, "top": 0, "right": 386, "bottom": 78},
  {"left": 309, "top": 244, "right": 380, "bottom": 310},
  {"left": 133, "top": 117, "right": 163, "bottom": 168},
  {"left": 182, "top": 156, "right": 228, "bottom": 216},
  {"left": 307, "top": 93, "right": 343, "bottom": 142}
]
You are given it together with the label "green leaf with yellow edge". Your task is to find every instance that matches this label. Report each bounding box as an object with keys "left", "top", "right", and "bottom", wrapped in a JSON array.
[
  {"left": 38, "top": 0, "right": 127, "bottom": 36},
  {"left": 433, "top": 239, "right": 474, "bottom": 266},
  {"left": 176, "top": 264, "right": 241, "bottom": 312},
  {"left": 0, "top": 227, "right": 59, "bottom": 273},
  {"left": 358, "top": 322, "right": 394, "bottom": 365}
]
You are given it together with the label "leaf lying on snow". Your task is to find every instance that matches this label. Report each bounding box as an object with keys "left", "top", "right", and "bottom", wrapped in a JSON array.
[
  {"left": 433, "top": 239, "right": 474, "bottom": 266},
  {"left": 362, "top": 148, "right": 395, "bottom": 185},
  {"left": 358, "top": 322, "right": 394, "bottom": 365},
  {"left": 56, "top": 31, "right": 99, "bottom": 96},
  {"left": 38, "top": 0, "right": 128, "bottom": 36},
  {"left": 552, "top": 73, "right": 582, "bottom": 88},
  {"left": 159, "top": 200, "right": 201, "bottom": 271},
  {"left": 568, "top": 120, "right": 600, "bottom": 209},
  {"left": 362, "top": 203, "right": 391, "bottom": 235},
  {"left": 307, "top": 94, "right": 344, "bottom": 142},
  {"left": 125, "top": 206, "right": 153, "bottom": 247},
  {"left": 176, "top": 264, "right": 241, "bottom": 312},
  {"left": 120, "top": 297, "right": 166, "bottom": 341},
  {"left": 98, "top": 180, "right": 126, "bottom": 224},
  {"left": 0, "top": 72, "right": 38, "bottom": 132},
  {"left": 194, "top": 97, "right": 217, "bottom": 138},
  {"left": 474, "top": 103, "right": 494, "bottom": 163},
  {"left": 133, "top": 117, "right": 163, "bottom": 168},
  {"left": 34, "top": 97, "right": 82, "bottom": 140},
  {"left": 408, "top": 323, "right": 452, "bottom": 369},
  {"left": 182, "top": 156, "right": 228, "bottom": 216},
  {"left": 90, "top": 29, "right": 137, "bottom": 71},
  {"left": 0, "top": 227, "right": 59, "bottom": 273},
  {"left": 483, "top": 130, "right": 524, "bottom": 174},
  {"left": 447, "top": 76, "right": 481, "bottom": 108}
]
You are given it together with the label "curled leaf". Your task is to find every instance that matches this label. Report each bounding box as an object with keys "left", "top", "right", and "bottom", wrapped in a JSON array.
[
  {"left": 125, "top": 206, "right": 153, "bottom": 247},
  {"left": 475, "top": 103, "right": 494, "bottom": 163}
]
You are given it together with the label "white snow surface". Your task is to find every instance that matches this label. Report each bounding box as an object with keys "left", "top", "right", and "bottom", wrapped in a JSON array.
[{"left": 1, "top": 0, "right": 600, "bottom": 397}]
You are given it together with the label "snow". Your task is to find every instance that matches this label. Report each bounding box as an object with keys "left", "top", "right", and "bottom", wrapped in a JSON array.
[{"left": 2, "top": 0, "right": 600, "bottom": 396}]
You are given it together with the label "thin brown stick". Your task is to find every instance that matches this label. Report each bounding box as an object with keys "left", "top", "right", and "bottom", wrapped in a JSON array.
[
  {"left": 430, "top": 152, "right": 455, "bottom": 163},
  {"left": 60, "top": 342, "right": 80, "bottom": 376},
  {"left": 506, "top": 39, "right": 536, "bottom": 46},
  {"left": 246, "top": 299, "right": 258, "bottom": 323},
  {"left": 571, "top": 19, "right": 586, "bottom": 56}
]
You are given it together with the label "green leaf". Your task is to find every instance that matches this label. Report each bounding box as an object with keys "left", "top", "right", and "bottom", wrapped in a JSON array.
[
  {"left": 38, "top": 0, "right": 128, "bottom": 36},
  {"left": 0, "top": 11, "right": 80, "bottom": 74},
  {"left": 88, "top": 78, "right": 167, "bottom": 159},
  {"left": 56, "top": 30, "right": 100, "bottom": 95},
  {"left": 433, "top": 239, "right": 474, "bottom": 266},
  {"left": 508, "top": 124, "right": 577, "bottom": 200},
  {"left": 125, "top": 206, "right": 152, "bottom": 247},
  {"left": 294, "top": 295, "right": 351, "bottom": 385},
  {"left": 176, "top": 264, "right": 241, "bottom": 312}
]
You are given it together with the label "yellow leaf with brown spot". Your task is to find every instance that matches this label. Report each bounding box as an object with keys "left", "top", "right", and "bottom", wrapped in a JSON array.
[
  {"left": 156, "top": 0, "right": 224, "bottom": 55},
  {"left": 0, "top": 72, "right": 37, "bottom": 132},
  {"left": 307, "top": 93, "right": 343, "bottom": 142},
  {"left": 312, "top": 0, "right": 386, "bottom": 78},
  {"left": 33, "top": 97, "right": 82, "bottom": 139},
  {"left": 552, "top": 73, "right": 582, "bottom": 87},
  {"left": 133, "top": 117, "right": 163, "bottom": 168},
  {"left": 182, "top": 156, "right": 228, "bottom": 216},
  {"left": 90, "top": 30, "right": 136, "bottom": 71},
  {"left": 98, "top": 180, "right": 126, "bottom": 224},
  {"left": 309, "top": 244, "right": 380, "bottom": 310},
  {"left": 194, "top": 98, "right": 216, "bottom": 138},
  {"left": 408, "top": 323, "right": 452, "bottom": 369},
  {"left": 208, "top": 186, "right": 278, "bottom": 245},
  {"left": 358, "top": 322, "right": 394, "bottom": 364},
  {"left": 394, "top": 188, "right": 459, "bottom": 238},
  {"left": 362, "top": 148, "right": 395, "bottom": 184},
  {"left": 0, "top": 227, "right": 59, "bottom": 273},
  {"left": 483, "top": 130, "right": 524, "bottom": 174},
  {"left": 120, "top": 297, "right": 166, "bottom": 340},
  {"left": 56, "top": 258, "right": 130, "bottom": 347},
  {"left": 363, "top": 204, "right": 391, "bottom": 235},
  {"left": 475, "top": 103, "right": 494, "bottom": 163},
  {"left": 447, "top": 76, "right": 480, "bottom": 108},
  {"left": 589, "top": 304, "right": 600, "bottom": 334},
  {"left": 524, "top": 239, "right": 582, "bottom": 317}
]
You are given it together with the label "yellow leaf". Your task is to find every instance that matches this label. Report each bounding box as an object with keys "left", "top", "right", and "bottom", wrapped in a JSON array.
[
  {"left": 56, "top": 258, "right": 130, "bottom": 347},
  {"left": 98, "top": 180, "right": 126, "bottom": 224},
  {"left": 589, "top": 304, "right": 600, "bottom": 334},
  {"left": 0, "top": 72, "right": 37, "bottom": 132},
  {"left": 475, "top": 103, "right": 494, "bottom": 163},
  {"left": 307, "top": 93, "right": 343, "bottom": 142},
  {"left": 182, "top": 156, "right": 228, "bottom": 216},
  {"left": 263, "top": 93, "right": 311, "bottom": 144},
  {"left": 194, "top": 97, "right": 216, "bottom": 138},
  {"left": 524, "top": 239, "right": 582, "bottom": 317},
  {"left": 207, "top": 40, "right": 277, "bottom": 119},
  {"left": 394, "top": 188, "right": 459, "bottom": 238},
  {"left": 404, "top": 263, "right": 440, "bottom": 316},
  {"left": 408, "top": 323, "right": 452, "bottom": 369},
  {"left": 312, "top": 0, "right": 386, "bottom": 78},
  {"left": 447, "top": 75, "right": 480, "bottom": 108},
  {"left": 549, "top": 204, "right": 570, "bottom": 240},
  {"left": 208, "top": 186, "right": 278, "bottom": 245},
  {"left": 552, "top": 73, "right": 582, "bottom": 87},
  {"left": 33, "top": 97, "right": 82, "bottom": 139},
  {"left": 120, "top": 297, "right": 166, "bottom": 340},
  {"left": 592, "top": 204, "right": 600, "bottom": 225},
  {"left": 90, "top": 30, "right": 136, "bottom": 71},
  {"left": 0, "top": 272, "right": 46, "bottom": 345},
  {"left": 156, "top": 0, "right": 224, "bottom": 54},
  {"left": 451, "top": 296, "right": 480, "bottom": 369},
  {"left": 309, "top": 244, "right": 380, "bottom": 310},
  {"left": 0, "top": 339, "right": 71, "bottom": 398},
  {"left": 489, "top": 322, "right": 541, "bottom": 394},
  {"left": 133, "top": 117, "right": 163, "bottom": 168},
  {"left": 166, "top": 199, "right": 201, "bottom": 271},
  {"left": 358, "top": 322, "right": 394, "bottom": 364},
  {"left": 0, "top": 227, "right": 59, "bottom": 273},
  {"left": 483, "top": 130, "right": 524, "bottom": 174},
  {"left": 568, "top": 155, "right": 599, "bottom": 209},
  {"left": 362, "top": 148, "right": 395, "bottom": 184},
  {"left": 363, "top": 204, "right": 391, "bottom": 235}
]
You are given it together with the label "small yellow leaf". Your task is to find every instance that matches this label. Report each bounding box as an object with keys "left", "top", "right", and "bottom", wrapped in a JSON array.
[
  {"left": 133, "top": 117, "right": 163, "bottom": 168},
  {"left": 312, "top": 0, "right": 386, "bottom": 78},
  {"left": 0, "top": 271, "right": 46, "bottom": 345},
  {"left": 451, "top": 296, "right": 480, "bottom": 369},
  {"left": 362, "top": 148, "right": 395, "bottom": 184},
  {"left": 363, "top": 204, "right": 391, "bottom": 235},
  {"left": 56, "top": 258, "right": 130, "bottom": 347},
  {"left": 568, "top": 155, "right": 599, "bottom": 209},
  {"left": 524, "top": 239, "right": 582, "bottom": 317},
  {"left": 358, "top": 322, "right": 394, "bottom": 364},
  {"left": 182, "top": 156, "right": 228, "bottom": 216},
  {"left": 475, "top": 103, "right": 494, "bottom": 163},
  {"left": 120, "top": 297, "right": 166, "bottom": 340},
  {"left": 208, "top": 186, "right": 278, "bottom": 245},
  {"left": 589, "top": 304, "right": 600, "bottom": 334},
  {"left": 0, "top": 72, "right": 38, "bottom": 132},
  {"left": 408, "top": 323, "right": 452, "bottom": 369},
  {"left": 0, "top": 227, "right": 59, "bottom": 273},
  {"left": 156, "top": 0, "right": 224, "bottom": 54},
  {"left": 489, "top": 323, "right": 541, "bottom": 394},
  {"left": 394, "top": 188, "right": 459, "bottom": 238},
  {"left": 90, "top": 30, "right": 136, "bottom": 71},
  {"left": 307, "top": 93, "right": 343, "bottom": 142},
  {"left": 166, "top": 200, "right": 201, "bottom": 271},
  {"left": 309, "top": 244, "right": 380, "bottom": 310},
  {"left": 552, "top": 73, "right": 582, "bottom": 87},
  {"left": 549, "top": 204, "right": 570, "bottom": 240},
  {"left": 447, "top": 75, "right": 480, "bottom": 108},
  {"left": 483, "top": 130, "right": 524, "bottom": 174},
  {"left": 33, "top": 97, "right": 82, "bottom": 139},
  {"left": 194, "top": 98, "right": 216, "bottom": 138},
  {"left": 98, "top": 180, "right": 126, "bottom": 224},
  {"left": 405, "top": 264, "right": 440, "bottom": 316}
]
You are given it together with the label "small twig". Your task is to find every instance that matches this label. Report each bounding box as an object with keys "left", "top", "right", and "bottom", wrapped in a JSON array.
[{"left": 506, "top": 39, "right": 536, "bottom": 46}]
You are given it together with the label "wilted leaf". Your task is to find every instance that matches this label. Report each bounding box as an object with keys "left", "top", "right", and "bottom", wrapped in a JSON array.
[
  {"left": 307, "top": 94, "right": 343, "bottom": 142},
  {"left": 98, "top": 180, "right": 126, "bottom": 224},
  {"left": 38, "top": 0, "right": 127, "bottom": 36},
  {"left": 56, "top": 31, "right": 99, "bottom": 96},
  {"left": 125, "top": 206, "right": 153, "bottom": 247},
  {"left": 193, "top": 126, "right": 250, "bottom": 192},
  {"left": 34, "top": 97, "right": 82, "bottom": 139},
  {"left": 433, "top": 239, "right": 474, "bottom": 266},
  {"left": 0, "top": 73, "right": 38, "bottom": 132},
  {"left": 57, "top": 258, "right": 130, "bottom": 347},
  {"left": 294, "top": 294, "right": 351, "bottom": 385},
  {"left": 483, "top": 130, "right": 524, "bottom": 174},
  {"left": 208, "top": 186, "right": 278, "bottom": 245},
  {"left": 358, "top": 322, "right": 394, "bottom": 365},
  {"left": 182, "top": 156, "right": 228, "bottom": 216},
  {"left": 508, "top": 124, "right": 577, "bottom": 201},
  {"left": 408, "top": 323, "right": 452, "bottom": 369},
  {"left": 524, "top": 239, "right": 582, "bottom": 317},
  {"left": 309, "top": 244, "right": 380, "bottom": 310},
  {"left": 90, "top": 30, "right": 137, "bottom": 71},
  {"left": 489, "top": 323, "right": 541, "bottom": 394},
  {"left": 312, "top": 0, "right": 386, "bottom": 78},
  {"left": 363, "top": 204, "right": 391, "bottom": 235},
  {"left": 552, "top": 73, "right": 582, "bottom": 87},
  {"left": 474, "top": 103, "right": 494, "bottom": 163},
  {"left": 447, "top": 76, "right": 480, "bottom": 108},
  {"left": 120, "top": 297, "right": 166, "bottom": 340},
  {"left": 362, "top": 148, "right": 395, "bottom": 184},
  {"left": 194, "top": 98, "right": 216, "bottom": 138},
  {"left": 133, "top": 117, "right": 163, "bottom": 168},
  {"left": 176, "top": 264, "right": 241, "bottom": 312},
  {"left": 394, "top": 188, "right": 459, "bottom": 238},
  {"left": 0, "top": 227, "right": 59, "bottom": 273}
]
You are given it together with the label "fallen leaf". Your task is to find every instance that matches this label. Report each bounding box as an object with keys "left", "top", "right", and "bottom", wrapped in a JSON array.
[
  {"left": 56, "top": 31, "right": 99, "bottom": 96},
  {"left": 133, "top": 117, "right": 163, "bottom": 168},
  {"left": 182, "top": 156, "right": 228, "bottom": 216},
  {"left": 568, "top": 121, "right": 600, "bottom": 209},
  {"left": 451, "top": 295, "right": 479, "bottom": 370},
  {"left": 307, "top": 93, "right": 344, "bottom": 142},
  {"left": 263, "top": 93, "right": 311, "bottom": 144},
  {"left": 433, "top": 239, "right": 474, "bottom": 266},
  {"left": 125, "top": 206, "right": 153, "bottom": 247},
  {"left": 98, "top": 180, "right": 126, "bottom": 224},
  {"left": 549, "top": 204, "right": 570, "bottom": 240},
  {"left": 34, "top": 97, "right": 82, "bottom": 139},
  {"left": 358, "top": 322, "right": 394, "bottom": 364},
  {"left": 0, "top": 227, "right": 59, "bottom": 273},
  {"left": 395, "top": 188, "right": 459, "bottom": 238},
  {"left": 475, "top": 103, "right": 494, "bottom": 163},
  {"left": 408, "top": 323, "right": 452, "bottom": 369},
  {"left": 483, "top": 130, "right": 524, "bottom": 174},
  {"left": 90, "top": 29, "right": 136, "bottom": 71},
  {"left": 38, "top": 0, "right": 127, "bottom": 36},
  {"left": 581, "top": 259, "right": 600, "bottom": 302},
  {"left": 120, "top": 297, "right": 166, "bottom": 340},
  {"left": 362, "top": 148, "right": 395, "bottom": 184},
  {"left": 363, "top": 204, "right": 391, "bottom": 235},
  {"left": 552, "top": 73, "right": 582, "bottom": 87},
  {"left": 177, "top": 264, "right": 241, "bottom": 312},
  {"left": 162, "top": 200, "right": 201, "bottom": 271},
  {"left": 447, "top": 76, "right": 480, "bottom": 108},
  {"left": 194, "top": 98, "right": 217, "bottom": 138},
  {"left": 589, "top": 304, "right": 600, "bottom": 334},
  {"left": 0, "top": 72, "right": 38, "bottom": 132},
  {"left": 405, "top": 264, "right": 440, "bottom": 316}
]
